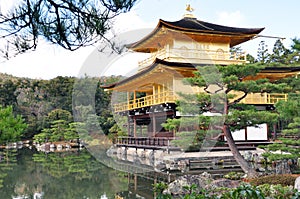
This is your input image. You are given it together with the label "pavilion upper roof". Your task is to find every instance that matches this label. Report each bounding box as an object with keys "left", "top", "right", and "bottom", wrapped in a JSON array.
[{"left": 128, "top": 17, "right": 264, "bottom": 52}]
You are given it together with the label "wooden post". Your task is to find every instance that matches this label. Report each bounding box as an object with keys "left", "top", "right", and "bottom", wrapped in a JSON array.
[
  {"left": 152, "top": 113, "right": 156, "bottom": 137},
  {"left": 167, "top": 139, "right": 170, "bottom": 154},
  {"left": 158, "top": 84, "right": 161, "bottom": 103},
  {"left": 153, "top": 84, "right": 156, "bottom": 104},
  {"left": 127, "top": 115, "right": 132, "bottom": 136},
  {"left": 134, "top": 174, "right": 137, "bottom": 191},
  {"left": 162, "top": 83, "right": 165, "bottom": 101},
  {"left": 133, "top": 90, "right": 137, "bottom": 108},
  {"left": 126, "top": 91, "right": 131, "bottom": 111},
  {"left": 127, "top": 173, "right": 130, "bottom": 187},
  {"left": 133, "top": 116, "right": 137, "bottom": 137}
]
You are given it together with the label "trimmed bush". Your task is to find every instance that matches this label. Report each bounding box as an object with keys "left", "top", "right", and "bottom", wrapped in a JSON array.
[{"left": 250, "top": 174, "right": 298, "bottom": 186}]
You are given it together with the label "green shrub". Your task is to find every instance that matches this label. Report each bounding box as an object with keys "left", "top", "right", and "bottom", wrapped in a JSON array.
[
  {"left": 257, "top": 184, "right": 298, "bottom": 199},
  {"left": 224, "top": 172, "right": 245, "bottom": 180},
  {"left": 154, "top": 182, "right": 300, "bottom": 199},
  {"left": 221, "top": 183, "right": 264, "bottom": 199},
  {"left": 250, "top": 174, "right": 297, "bottom": 186},
  {"left": 153, "top": 182, "right": 172, "bottom": 199}
]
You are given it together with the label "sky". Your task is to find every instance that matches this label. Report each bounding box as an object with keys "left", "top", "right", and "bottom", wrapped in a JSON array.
[{"left": 0, "top": 0, "right": 299, "bottom": 79}]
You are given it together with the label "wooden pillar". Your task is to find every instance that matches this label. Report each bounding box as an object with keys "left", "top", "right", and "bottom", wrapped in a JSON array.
[
  {"left": 127, "top": 115, "right": 131, "bottom": 136},
  {"left": 162, "top": 83, "right": 165, "bottom": 101},
  {"left": 152, "top": 113, "right": 156, "bottom": 137},
  {"left": 153, "top": 84, "right": 156, "bottom": 104},
  {"left": 134, "top": 174, "right": 137, "bottom": 191},
  {"left": 157, "top": 84, "right": 161, "bottom": 103},
  {"left": 133, "top": 90, "right": 137, "bottom": 108},
  {"left": 245, "top": 127, "right": 248, "bottom": 141},
  {"left": 133, "top": 116, "right": 137, "bottom": 137},
  {"left": 127, "top": 172, "right": 130, "bottom": 185},
  {"left": 127, "top": 92, "right": 130, "bottom": 110}
]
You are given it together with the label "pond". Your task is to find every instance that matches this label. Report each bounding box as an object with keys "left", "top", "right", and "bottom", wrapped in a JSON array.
[{"left": 0, "top": 147, "right": 157, "bottom": 199}]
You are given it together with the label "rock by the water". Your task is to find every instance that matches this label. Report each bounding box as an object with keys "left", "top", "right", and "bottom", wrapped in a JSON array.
[
  {"left": 294, "top": 176, "right": 300, "bottom": 192},
  {"left": 274, "top": 160, "right": 292, "bottom": 174},
  {"left": 205, "top": 178, "right": 240, "bottom": 190},
  {"left": 163, "top": 172, "right": 213, "bottom": 195},
  {"left": 163, "top": 172, "right": 243, "bottom": 196}
]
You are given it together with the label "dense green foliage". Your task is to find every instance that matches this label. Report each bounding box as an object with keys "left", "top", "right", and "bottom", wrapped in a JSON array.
[
  {"left": 259, "top": 78, "right": 300, "bottom": 162},
  {"left": 154, "top": 182, "right": 300, "bottom": 199},
  {"left": 0, "top": 74, "right": 121, "bottom": 143},
  {"left": 0, "top": 105, "right": 27, "bottom": 144}
]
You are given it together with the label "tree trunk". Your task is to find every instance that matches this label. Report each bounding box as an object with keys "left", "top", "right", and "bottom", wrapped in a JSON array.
[{"left": 223, "top": 125, "right": 258, "bottom": 178}]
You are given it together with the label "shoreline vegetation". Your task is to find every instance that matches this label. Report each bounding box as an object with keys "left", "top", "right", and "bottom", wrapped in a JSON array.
[{"left": 154, "top": 173, "right": 300, "bottom": 198}]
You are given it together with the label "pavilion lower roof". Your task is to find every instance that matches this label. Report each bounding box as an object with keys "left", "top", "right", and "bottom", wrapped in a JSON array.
[{"left": 102, "top": 60, "right": 300, "bottom": 91}]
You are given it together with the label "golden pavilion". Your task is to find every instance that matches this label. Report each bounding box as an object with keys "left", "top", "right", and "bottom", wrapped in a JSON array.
[{"left": 104, "top": 6, "right": 300, "bottom": 140}]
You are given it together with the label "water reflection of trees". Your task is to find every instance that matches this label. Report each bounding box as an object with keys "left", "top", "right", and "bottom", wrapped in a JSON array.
[
  {"left": 0, "top": 148, "right": 128, "bottom": 198},
  {"left": 0, "top": 149, "right": 17, "bottom": 188},
  {"left": 32, "top": 150, "right": 99, "bottom": 179}
]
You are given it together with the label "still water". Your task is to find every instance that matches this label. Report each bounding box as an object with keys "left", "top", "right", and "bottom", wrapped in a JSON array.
[{"left": 0, "top": 148, "right": 156, "bottom": 199}]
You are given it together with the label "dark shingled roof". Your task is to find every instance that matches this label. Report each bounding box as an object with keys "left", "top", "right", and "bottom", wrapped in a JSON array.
[
  {"left": 128, "top": 17, "right": 265, "bottom": 50},
  {"left": 160, "top": 17, "right": 264, "bottom": 35}
]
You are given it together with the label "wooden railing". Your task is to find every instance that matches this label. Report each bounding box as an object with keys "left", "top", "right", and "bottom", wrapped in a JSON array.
[
  {"left": 241, "top": 93, "right": 288, "bottom": 104},
  {"left": 113, "top": 91, "right": 176, "bottom": 112},
  {"left": 138, "top": 48, "right": 246, "bottom": 70},
  {"left": 113, "top": 92, "right": 288, "bottom": 112},
  {"left": 116, "top": 136, "right": 174, "bottom": 147}
]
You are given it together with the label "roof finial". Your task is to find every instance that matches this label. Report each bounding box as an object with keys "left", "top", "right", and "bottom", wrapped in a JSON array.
[
  {"left": 183, "top": 4, "right": 196, "bottom": 19},
  {"left": 186, "top": 4, "right": 194, "bottom": 12}
]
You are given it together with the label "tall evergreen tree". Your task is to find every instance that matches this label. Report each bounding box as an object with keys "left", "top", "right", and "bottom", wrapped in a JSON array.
[
  {"left": 257, "top": 41, "right": 270, "bottom": 63},
  {"left": 269, "top": 39, "right": 290, "bottom": 64},
  {"left": 291, "top": 37, "right": 300, "bottom": 51},
  {"left": 289, "top": 37, "right": 300, "bottom": 63},
  {"left": 0, "top": 105, "right": 27, "bottom": 144}
]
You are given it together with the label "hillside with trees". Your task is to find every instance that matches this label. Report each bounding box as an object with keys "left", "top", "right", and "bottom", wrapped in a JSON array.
[{"left": 0, "top": 74, "right": 122, "bottom": 144}]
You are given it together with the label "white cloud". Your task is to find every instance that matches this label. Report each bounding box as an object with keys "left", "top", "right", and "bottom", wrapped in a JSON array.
[
  {"left": 0, "top": 42, "right": 93, "bottom": 79},
  {"left": 216, "top": 11, "right": 244, "bottom": 27},
  {"left": 113, "top": 11, "right": 155, "bottom": 33}
]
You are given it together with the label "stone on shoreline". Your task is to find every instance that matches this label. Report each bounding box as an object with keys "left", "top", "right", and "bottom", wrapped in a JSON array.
[{"left": 163, "top": 172, "right": 241, "bottom": 196}]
